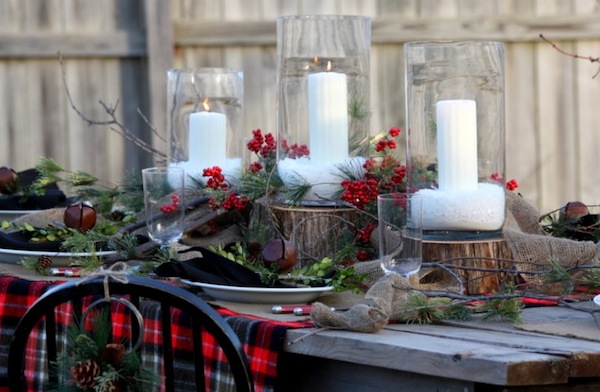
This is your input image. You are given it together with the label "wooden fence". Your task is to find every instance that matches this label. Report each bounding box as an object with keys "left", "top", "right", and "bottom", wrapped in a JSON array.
[{"left": 0, "top": 0, "right": 599, "bottom": 214}]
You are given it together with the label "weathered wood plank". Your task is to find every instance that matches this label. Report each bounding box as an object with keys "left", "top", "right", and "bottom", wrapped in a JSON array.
[
  {"left": 143, "top": 0, "right": 173, "bottom": 160},
  {"left": 0, "top": 33, "right": 147, "bottom": 58},
  {"left": 505, "top": 42, "right": 540, "bottom": 205},
  {"left": 574, "top": 40, "right": 600, "bottom": 205},
  {"left": 173, "top": 15, "right": 600, "bottom": 46},
  {"left": 535, "top": 0, "right": 578, "bottom": 211},
  {"left": 285, "top": 326, "right": 571, "bottom": 386},
  {"left": 278, "top": 353, "right": 475, "bottom": 392},
  {"left": 284, "top": 303, "right": 600, "bottom": 388}
]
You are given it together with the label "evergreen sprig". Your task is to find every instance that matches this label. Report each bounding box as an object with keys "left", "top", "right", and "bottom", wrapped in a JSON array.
[{"left": 50, "top": 307, "right": 158, "bottom": 392}]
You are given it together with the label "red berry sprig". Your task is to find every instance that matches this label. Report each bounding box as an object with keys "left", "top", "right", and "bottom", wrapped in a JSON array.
[
  {"left": 491, "top": 173, "right": 519, "bottom": 191},
  {"left": 341, "top": 127, "right": 406, "bottom": 210},
  {"left": 160, "top": 194, "right": 180, "bottom": 214},
  {"left": 506, "top": 179, "right": 519, "bottom": 191},
  {"left": 203, "top": 166, "right": 227, "bottom": 190}
]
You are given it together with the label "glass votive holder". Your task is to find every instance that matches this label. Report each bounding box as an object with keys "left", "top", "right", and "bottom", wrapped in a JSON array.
[
  {"left": 275, "top": 15, "right": 371, "bottom": 204},
  {"left": 404, "top": 41, "right": 506, "bottom": 240},
  {"left": 167, "top": 68, "right": 243, "bottom": 186}
]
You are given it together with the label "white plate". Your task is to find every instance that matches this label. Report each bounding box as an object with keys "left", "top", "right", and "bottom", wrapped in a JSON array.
[
  {"left": 0, "top": 210, "right": 37, "bottom": 222},
  {"left": 0, "top": 248, "right": 117, "bottom": 267},
  {"left": 180, "top": 279, "right": 333, "bottom": 304},
  {"left": 594, "top": 294, "right": 600, "bottom": 307}
]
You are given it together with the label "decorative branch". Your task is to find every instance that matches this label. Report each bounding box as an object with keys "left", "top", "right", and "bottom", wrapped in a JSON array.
[
  {"left": 540, "top": 34, "right": 600, "bottom": 78},
  {"left": 58, "top": 51, "right": 168, "bottom": 161}
]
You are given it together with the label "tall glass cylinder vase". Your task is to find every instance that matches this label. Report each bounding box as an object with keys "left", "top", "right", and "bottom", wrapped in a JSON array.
[
  {"left": 167, "top": 68, "right": 243, "bottom": 186},
  {"left": 276, "top": 15, "right": 371, "bottom": 205},
  {"left": 405, "top": 41, "right": 506, "bottom": 240}
]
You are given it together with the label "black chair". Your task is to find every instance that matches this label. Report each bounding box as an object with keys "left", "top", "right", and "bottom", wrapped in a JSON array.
[{"left": 7, "top": 275, "right": 254, "bottom": 392}]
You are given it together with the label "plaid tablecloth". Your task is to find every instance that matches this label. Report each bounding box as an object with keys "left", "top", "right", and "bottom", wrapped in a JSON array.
[{"left": 0, "top": 275, "right": 312, "bottom": 392}]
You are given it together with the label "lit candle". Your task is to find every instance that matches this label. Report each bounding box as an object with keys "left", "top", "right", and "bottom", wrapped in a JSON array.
[
  {"left": 436, "top": 100, "right": 478, "bottom": 192},
  {"left": 188, "top": 98, "right": 227, "bottom": 170},
  {"left": 308, "top": 61, "right": 348, "bottom": 166}
]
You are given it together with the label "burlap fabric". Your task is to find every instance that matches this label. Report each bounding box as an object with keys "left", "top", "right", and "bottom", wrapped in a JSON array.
[
  {"left": 503, "top": 191, "right": 597, "bottom": 284},
  {"left": 311, "top": 192, "right": 599, "bottom": 333},
  {"left": 6, "top": 208, "right": 67, "bottom": 230}
]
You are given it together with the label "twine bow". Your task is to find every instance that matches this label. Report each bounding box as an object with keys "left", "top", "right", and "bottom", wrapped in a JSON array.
[{"left": 76, "top": 261, "right": 131, "bottom": 301}]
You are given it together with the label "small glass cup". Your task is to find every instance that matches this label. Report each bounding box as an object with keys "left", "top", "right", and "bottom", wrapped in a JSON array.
[
  {"left": 377, "top": 193, "right": 423, "bottom": 278},
  {"left": 142, "top": 167, "right": 186, "bottom": 248}
]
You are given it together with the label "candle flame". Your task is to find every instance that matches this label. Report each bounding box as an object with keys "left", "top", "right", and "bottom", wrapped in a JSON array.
[
  {"left": 313, "top": 56, "right": 319, "bottom": 64},
  {"left": 326, "top": 61, "right": 332, "bottom": 72},
  {"left": 202, "top": 98, "right": 211, "bottom": 111}
]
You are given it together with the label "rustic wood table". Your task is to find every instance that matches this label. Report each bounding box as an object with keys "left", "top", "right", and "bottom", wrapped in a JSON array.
[{"left": 277, "top": 304, "right": 600, "bottom": 391}]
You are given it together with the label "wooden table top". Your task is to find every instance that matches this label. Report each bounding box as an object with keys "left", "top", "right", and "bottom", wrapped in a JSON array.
[{"left": 283, "top": 303, "right": 600, "bottom": 388}]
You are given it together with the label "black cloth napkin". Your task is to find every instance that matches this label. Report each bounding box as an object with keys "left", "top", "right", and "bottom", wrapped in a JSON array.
[
  {"left": 0, "top": 168, "right": 69, "bottom": 210},
  {"left": 0, "top": 230, "right": 62, "bottom": 252},
  {"left": 153, "top": 246, "right": 270, "bottom": 288}
]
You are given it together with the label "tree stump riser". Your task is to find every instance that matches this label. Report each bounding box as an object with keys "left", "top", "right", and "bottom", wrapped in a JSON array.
[{"left": 423, "top": 239, "right": 514, "bottom": 295}]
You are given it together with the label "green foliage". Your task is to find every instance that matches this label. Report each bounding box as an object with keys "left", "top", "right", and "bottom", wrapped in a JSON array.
[
  {"left": 50, "top": 307, "right": 158, "bottom": 392},
  {"left": 207, "top": 242, "right": 365, "bottom": 293},
  {"left": 35, "top": 156, "right": 145, "bottom": 218},
  {"left": 236, "top": 166, "right": 283, "bottom": 201},
  {"left": 580, "top": 259, "right": 600, "bottom": 288},
  {"left": 280, "top": 176, "right": 313, "bottom": 205},
  {"left": 541, "top": 257, "right": 575, "bottom": 294},
  {"left": 15, "top": 223, "right": 142, "bottom": 271},
  {"left": 540, "top": 204, "right": 600, "bottom": 242},
  {"left": 396, "top": 293, "right": 472, "bottom": 324},
  {"left": 479, "top": 296, "right": 523, "bottom": 323},
  {"left": 136, "top": 246, "right": 177, "bottom": 274},
  {"left": 476, "top": 282, "right": 523, "bottom": 323}
]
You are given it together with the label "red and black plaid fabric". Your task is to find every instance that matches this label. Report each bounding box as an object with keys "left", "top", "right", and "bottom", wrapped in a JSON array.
[{"left": 0, "top": 276, "right": 312, "bottom": 392}]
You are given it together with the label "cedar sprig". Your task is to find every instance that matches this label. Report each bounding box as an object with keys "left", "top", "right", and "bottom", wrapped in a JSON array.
[
  {"left": 479, "top": 283, "right": 523, "bottom": 323},
  {"left": 398, "top": 292, "right": 441, "bottom": 324},
  {"left": 579, "top": 260, "right": 600, "bottom": 288},
  {"left": 541, "top": 257, "right": 575, "bottom": 294}
]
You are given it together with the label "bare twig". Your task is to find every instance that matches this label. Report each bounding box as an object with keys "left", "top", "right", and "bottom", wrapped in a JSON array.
[
  {"left": 539, "top": 34, "right": 600, "bottom": 78},
  {"left": 58, "top": 51, "right": 168, "bottom": 160}
]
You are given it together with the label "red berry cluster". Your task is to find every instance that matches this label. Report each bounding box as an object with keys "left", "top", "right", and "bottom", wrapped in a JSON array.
[
  {"left": 160, "top": 194, "right": 180, "bottom": 214},
  {"left": 247, "top": 129, "right": 276, "bottom": 159},
  {"left": 203, "top": 166, "right": 227, "bottom": 190},
  {"left": 248, "top": 161, "right": 263, "bottom": 173},
  {"left": 221, "top": 193, "right": 249, "bottom": 211},
  {"left": 340, "top": 178, "right": 379, "bottom": 210},
  {"left": 341, "top": 127, "right": 407, "bottom": 210},
  {"left": 506, "top": 179, "right": 518, "bottom": 191},
  {"left": 375, "top": 139, "right": 396, "bottom": 152},
  {"left": 281, "top": 140, "right": 310, "bottom": 159},
  {"left": 491, "top": 173, "right": 519, "bottom": 191},
  {"left": 353, "top": 222, "right": 376, "bottom": 261},
  {"left": 203, "top": 165, "right": 249, "bottom": 212}
]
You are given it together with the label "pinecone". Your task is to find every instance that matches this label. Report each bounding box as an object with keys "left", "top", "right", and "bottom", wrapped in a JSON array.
[
  {"left": 100, "top": 343, "right": 126, "bottom": 368},
  {"left": 37, "top": 255, "right": 52, "bottom": 269},
  {"left": 71, "top": 359, "right": 100, "bottom": 389},
  {"left": 110, "top": 209, "right": 125, "bottom": 222}
]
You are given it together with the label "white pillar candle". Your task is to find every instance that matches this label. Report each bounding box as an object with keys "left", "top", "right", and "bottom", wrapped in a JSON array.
[
  {"left": 188, "top": 102, "right": 227, "bottom": 170},
  {"left": 436, "top": 100, "right": 478, "bottom": 192},
  {"left": 308, "top": 63, "right": 348, "bottom": 166}
]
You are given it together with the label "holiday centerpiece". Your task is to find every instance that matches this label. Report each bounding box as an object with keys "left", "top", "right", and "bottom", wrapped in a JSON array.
[{"left": 275, "top": 15, "right": 371, "bottom": 204}]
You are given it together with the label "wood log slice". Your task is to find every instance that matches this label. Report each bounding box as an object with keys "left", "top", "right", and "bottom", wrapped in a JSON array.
[
  {"left": 422, "top": 238, "right": 515, "bottom": 295},
  {"left": 270, "top": 204, "right": 358, "bottom": 267}
]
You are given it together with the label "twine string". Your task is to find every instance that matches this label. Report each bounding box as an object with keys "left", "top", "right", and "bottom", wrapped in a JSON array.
[{"left": 76, "top": 261, "right": 131, "bottom": 301}]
